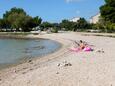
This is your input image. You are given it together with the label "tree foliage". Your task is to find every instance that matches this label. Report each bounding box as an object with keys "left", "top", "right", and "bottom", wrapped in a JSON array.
[
  {"left": 0, "top": 19, "right": 10, "bottom": 29},
  {"left": 60, "top": 20, "right": 74, "bottom": 31},
  {"left": 40, "top": 22, "right": 53, "bottom": 30},
  {"left": 60, "top": 18, "right": 90, "bottom": 31},
  {"left": 0, "top": 7, "right": 42, "bottom": 32},
  {"left": 3, "top": 7, "right": 26, "bottom": 19},
  {"left": 100, "top": 0, "right": 115, "bottom": 23},
  {"left": 76, "top": 18, "right": 89, "bottom": 29}
]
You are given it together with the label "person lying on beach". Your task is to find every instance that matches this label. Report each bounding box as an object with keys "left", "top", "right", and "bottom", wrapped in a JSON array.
[
  {"left": 70, "top": 40, "right": 93, "bottom": 52},
  {"left": 78, "top": 40, "right": 86, "bottom": 50},
  {"left": 74, "top": 40, "right": 87, "bottom": 50}
]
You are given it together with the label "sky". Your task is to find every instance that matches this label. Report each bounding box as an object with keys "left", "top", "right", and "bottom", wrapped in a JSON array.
[{"left": 0, "top": 0, "right": 105, "bottom": 23}]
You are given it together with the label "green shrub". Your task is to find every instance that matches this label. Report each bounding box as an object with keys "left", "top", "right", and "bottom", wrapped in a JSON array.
[
  {"left": 51, "top": 27, "right": 58, "bottom": 33},
  {"left": 105, "top": 23, "right": 115, "bottom": 33}
]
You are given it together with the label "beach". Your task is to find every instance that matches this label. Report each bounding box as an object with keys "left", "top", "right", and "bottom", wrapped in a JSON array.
[{"left": 0, "top": 32, "right": 115, "bottom": 86}]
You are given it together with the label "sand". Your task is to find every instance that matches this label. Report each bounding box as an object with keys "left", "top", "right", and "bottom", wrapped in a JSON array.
[{"left": 0, "top": 32, "right": 115, "bottom": 86}]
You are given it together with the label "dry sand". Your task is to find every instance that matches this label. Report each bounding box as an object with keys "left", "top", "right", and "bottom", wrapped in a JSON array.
[{"left": 0, "top": 32, "right": 115, "bottom": 86}]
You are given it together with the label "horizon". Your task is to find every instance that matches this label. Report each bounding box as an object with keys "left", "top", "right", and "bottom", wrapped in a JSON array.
[{"left": 0, "top": 0, "right": 105, "bottom": 23}]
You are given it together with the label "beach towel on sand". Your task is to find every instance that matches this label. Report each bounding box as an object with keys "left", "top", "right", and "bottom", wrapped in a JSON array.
[
  {"left": 83, "top": 47, "right": 93, "bottom": 51},
  {"left": 69, "top": 47, "right": 81, "bottom": 52},
  {"left": 69, "top": 47, "right": 93, "bottom": 52}
]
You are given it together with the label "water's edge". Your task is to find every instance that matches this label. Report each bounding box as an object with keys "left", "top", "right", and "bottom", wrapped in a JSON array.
[{"left": 0, "top": 35, "right": 62, "bottom": 70}]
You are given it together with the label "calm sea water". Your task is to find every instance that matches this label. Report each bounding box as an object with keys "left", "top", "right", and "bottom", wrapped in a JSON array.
[{"left": 0, "top": 38, "right": 61, "bottom": 68}]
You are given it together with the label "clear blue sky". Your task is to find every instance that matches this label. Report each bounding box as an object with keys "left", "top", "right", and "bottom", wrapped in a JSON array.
[{"left": 0, "top": 0, "right": 105, "bottom": 23}]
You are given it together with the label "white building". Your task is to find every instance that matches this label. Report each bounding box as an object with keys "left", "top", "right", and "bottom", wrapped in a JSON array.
[
  {"left": 90, "top": 13, "right": 100, "bottom": 24},
  {"left": 69, "top": 17, "right": 80, "bottom": 22}
]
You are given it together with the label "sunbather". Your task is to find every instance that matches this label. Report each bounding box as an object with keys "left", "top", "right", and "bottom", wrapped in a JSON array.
[
  {"left": 74, "top": 40, "right": 86, "bottom": 50},
  {"left": 70, "top": 40, "right": 93, "bottom": 52}
]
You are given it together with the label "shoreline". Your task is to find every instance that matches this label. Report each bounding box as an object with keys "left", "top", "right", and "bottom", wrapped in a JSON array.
[
  {"left": 0, "top": 33, "right": 70, "bottom": 81},
  {"left": 0, "top": 34, "right": 63, "bottom": 70},
  {"left": 0, "top": 32, "right": 115, "bottom": 86}
]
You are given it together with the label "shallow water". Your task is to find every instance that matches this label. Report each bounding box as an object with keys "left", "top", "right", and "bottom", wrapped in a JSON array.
[{"left": 0, "top": 38, "right": 61, "bottom": 68}]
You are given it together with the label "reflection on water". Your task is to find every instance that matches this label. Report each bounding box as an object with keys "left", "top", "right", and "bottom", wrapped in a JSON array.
[{"left": 0, "top": 38, "right": 61, "bottom": 67}]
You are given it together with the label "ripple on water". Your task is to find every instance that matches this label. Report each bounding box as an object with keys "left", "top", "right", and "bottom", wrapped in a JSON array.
[{"left": 0, "top": 38, "right": 61, "bottom": 69}]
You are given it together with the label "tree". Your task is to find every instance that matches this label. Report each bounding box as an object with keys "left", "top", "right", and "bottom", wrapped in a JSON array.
[
  {"left": 0, "top": 19, "right": 10, "bottom": 29},
  {"left": 60, "top": 18, "right": 90, "bottom": 31},
  {"left": 72, "top": 18, "right": 90, "bottom": 31},
  {"left": 77, "top": 18, "right": 88, "bottom": 28},
  {"left": 31, "top": 16, "right": 42, "bottom": 28},
  {"left": 1, "top": 7, "right": 42, "bottom": 32},
  {"left": 15, "top": 15, "right": 33, "bottom": 31},
  {"left": 3, "top": 7, "right": 26, "bottom": 19},
  {"left": 60, "top": 20, "right": 74, "bottom": 31},
  {"left": 40, "top": 22, "right": 53, "bottom": 30},
  {"left": 100, "top": 0, "right": 115, "bottom": 23}
]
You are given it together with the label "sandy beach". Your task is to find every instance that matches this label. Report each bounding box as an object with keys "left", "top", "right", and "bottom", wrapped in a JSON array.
[{"left": 0, "top": 32, "right": 115, "bottom": 86}]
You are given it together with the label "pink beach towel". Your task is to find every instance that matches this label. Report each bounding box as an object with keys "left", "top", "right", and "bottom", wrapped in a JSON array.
[
  {"left": 83, "top": 47, "right": 92, "bottom": 51},
  {"left": 69, "top": 47, "right": 81, "bottom": 52},
  {"left": 69, "top": 47, "right": 93, "bottom": 52}
]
